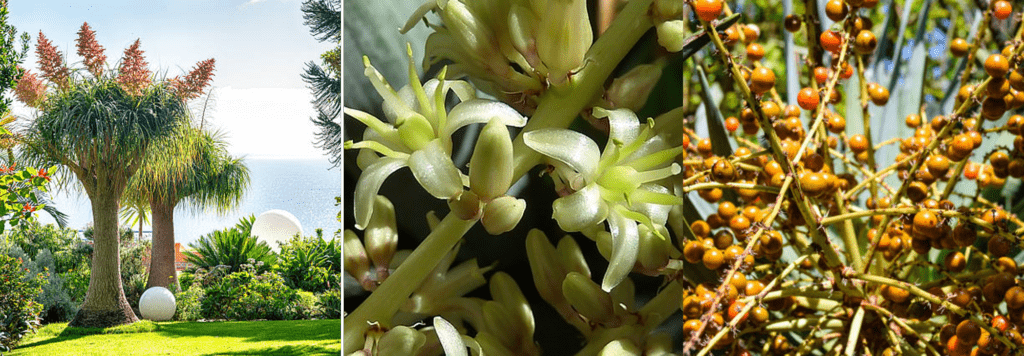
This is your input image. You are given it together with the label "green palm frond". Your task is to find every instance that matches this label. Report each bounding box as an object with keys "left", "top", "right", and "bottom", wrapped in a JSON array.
[{"left": 184, "top": 217, "right": 273, "bottom": 273}]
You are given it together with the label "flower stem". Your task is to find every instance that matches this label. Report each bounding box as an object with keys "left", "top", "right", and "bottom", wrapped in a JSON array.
[
  {"left": 511, "top": 0, "right": 655, "bottom": 179},
  {"left": 343, "top": 214, "right": 475, "bottom": 353}
]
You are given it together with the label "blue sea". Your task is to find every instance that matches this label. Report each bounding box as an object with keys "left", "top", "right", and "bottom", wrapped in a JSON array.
[{"left": 36, "top": 158, "right": 342, "bottom": 246}]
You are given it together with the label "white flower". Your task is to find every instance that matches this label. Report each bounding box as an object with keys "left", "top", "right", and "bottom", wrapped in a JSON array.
[
  {"left": 524, "top": 108, "right": 683, "bottom": 291},
  {"left": 344, "top": 45, "right": 526, "bottom": 230}
]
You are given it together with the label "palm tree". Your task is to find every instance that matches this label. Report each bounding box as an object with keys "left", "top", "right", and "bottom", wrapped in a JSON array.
[
  {"left": 21, "top": 77, "right": 188, "bottom": 328},
  {"left": 124, "top": 124, "right": 249, "bottom": 290},
  {"left": 18, "top": 28, "right": 193, "bottom": 328}
]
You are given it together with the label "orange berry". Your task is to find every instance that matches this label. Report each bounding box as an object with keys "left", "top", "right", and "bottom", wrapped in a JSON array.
[
  {"left": 950, "top": 38, "right": 970, "bottom": 57},
  {"left": 750, "top": 67, "right": 776, "bottom": 94},
  {"left": 703, "top": 248, "right": 725, "bottom": 269},
  {"left": 761, "top": 100, "right": 781, "bottom": 118},
  {"left": 746, "top": 43, "right": 765, "bottom": 61},
  {"left": 797, "top": 87, "right": 819, "bottom": 110},
  {"left": 867, "top": 83, "right": 889, "bottom": 106},
  {"left": 848, "top": 134, "right": 869, "bottom": 152},
  {"left": 814, "top": 66, "right": 829, "bottom": 84},
  {"left": 693, "top": 0, "right": 724, "bottom": 22},
  {"left": 820, "top": 30, "right": 843, "bottom": 53},
  {"left": 854, "top": 30, "right": 877, "bottom": 54},
  {"left": 993, "top": 0, "right": 1013, "bottom": 20},
  {"left": 964, "top": 162, "right": 980, "bottom": 180},
  {"left": 985, "top": 54, "right": 1010, "bottom": 78},
  {"left": 725, "top": 116, "right": 740, "bottom": 132},
  {"left": 824, "top": 0, "right": 848, "bottom": 21}
]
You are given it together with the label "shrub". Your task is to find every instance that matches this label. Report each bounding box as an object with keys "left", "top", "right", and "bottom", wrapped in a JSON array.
[
  {"left": 119, "top": 236, "right": 150, "bottom": 314},
  {"left": 173, "top": 285, "right": 204, "bottom": 322},
  {"left": 185, "top": 216, "right": 276, "bottom": 273},
  {"left": 177, "top": 270, "right": 195, "bottom": 291},
  {"left": 293, "top": 290, "right": 320, "bottom": 320},
  {"left": 0, "top": 254, "right": 46, "bottom": 352},
  {"left": 316, "top": 288, "right": 340, "bottom": 319},
  {"left": 274, "top": 233, "right": 340, "bottom": 293},
  {"left": 200, "top": 263, "right": 301, "bottom": 321}
]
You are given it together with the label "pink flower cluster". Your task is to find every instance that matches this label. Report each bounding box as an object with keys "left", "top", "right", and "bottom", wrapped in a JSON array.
[
  {"left": 35, "top": 32, "right": 70, "bottom": 90},
  {"left": 75, "top": 22, "right": 107, "bottom": 78},
  {"left": 117, "top": 39, "right": 152, "bottom": 96},
  {"left": 14, "top": 69, "right": 46, "bottom": 108},
  {"left": 170, "top": 58, "right": 216, "bottom": 100}
]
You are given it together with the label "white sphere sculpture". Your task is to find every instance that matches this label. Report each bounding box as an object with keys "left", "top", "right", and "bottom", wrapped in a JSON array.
[
  {"left": 251, "top": 209, "right": 304, "bottom": 251},
  {"left": 139, "top": 287, "right": 176, "bottom": 321}
]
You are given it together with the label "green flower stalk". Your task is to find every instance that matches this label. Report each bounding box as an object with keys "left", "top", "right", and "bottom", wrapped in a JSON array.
[
  {"left": 344, "top": 46, "right": 526, "bottom": 230},
  {"left": 524, "top": 108, "right": 682, "bottom": 290}
]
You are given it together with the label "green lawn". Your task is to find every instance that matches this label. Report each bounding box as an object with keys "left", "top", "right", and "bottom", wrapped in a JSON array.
[{"left": 10, "top": 319, "right": 340, "bottom": 355}]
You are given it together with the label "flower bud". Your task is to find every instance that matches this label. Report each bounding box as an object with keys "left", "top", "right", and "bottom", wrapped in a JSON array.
[
  {"left": 488, "top": 272, "right": 535, "bottom": 344},
  {"left": 526, "top": 229, "right": 567, "bottom": 305},
  {"left": 376, "top": 326, "right": 426, "bottom": 356},
  {"left": 654, "top": 0, "right": 684, "bottom": 19},
  {"left": 556, "top": 235, "right": 590, "bottom": 277},
  {"left": 343, "top": 229, "right": 373, "bottom": 291},
  {"left": 637, "top": 224, "right": 671, "bottom": 272},
  {"left": 364, "top": 195, "right": 398, "bottom": 281},
  {"left": 448, "top": 190, "right": 482, "bottom": 221},
  {"left": 470, "top": 118, "right": 515, "bottom": 201},
  {"left": 562, "top": 272, "right": 615, "bottom": 324},
  {"left": 599, "top": 339, "right": 642, "bottom": 356},
  {"left": 605, "top": 62, "right": 665, "bottom": 112},
  {"left": 481, "top": 301, "right": 520, "bottom": 350},
  {"left": 535, "top": 0, "right": 592, "bottom": 85},
  {"left": 656, "top": 20, "right": 687, "bottom": 52},
  {"left": 481, "top": 196, "right": 525, "bottom": 235}
]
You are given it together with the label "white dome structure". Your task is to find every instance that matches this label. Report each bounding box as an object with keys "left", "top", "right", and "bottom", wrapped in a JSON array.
[
  {"left": 139, "top": 287, "right": 176, "bottom": 321},
  {"left": 251, "top": 209, "right": 304, "bottom": 251}
]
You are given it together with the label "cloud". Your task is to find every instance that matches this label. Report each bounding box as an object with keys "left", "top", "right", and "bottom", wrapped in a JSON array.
[{"left": 207, "top": 87, "right": 323, "bottom": 159}]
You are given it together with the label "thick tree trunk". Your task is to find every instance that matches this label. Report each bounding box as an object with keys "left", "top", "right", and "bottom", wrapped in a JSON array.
[
  {"left": 146, "top": 199, "right": 178, "bottom": 291},
  {"left": 69, "top": 186, "right": 139, "bottom": 328}
]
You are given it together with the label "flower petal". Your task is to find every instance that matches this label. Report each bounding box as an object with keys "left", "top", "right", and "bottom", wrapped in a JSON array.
[
  {"left": 593, "top": 107, "right": 640, "bottom": 147},
  {"left": 602, "top": 209, "right": 639, "bottom": 292},
  {"left": 524, "top": 128, "right": 600, "bottom": 180},
  {"left": 408, "top": 140, "right": 464, "bottom": 199},
  {"left": 423, "top": 78, "right": 477, "bottom": 103},
  {"left": 444, "top": 99, "right": 526, "bottom": 138},
  {"left": 552, "top": 184, "right": 607, "bottom": 232},
  {"left": 629, "top": 183, "right": 675, "bottom": 226},
  {"left": 433, "top": 316, "right": 468, "bottom": 356},
  {"left": 354, "top": 157, "right": 407, "bottom": 230}
]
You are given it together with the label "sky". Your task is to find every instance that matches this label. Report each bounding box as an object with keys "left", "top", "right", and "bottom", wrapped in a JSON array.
[{"left": 7, "top": 0, "right": 334, "bottom": 159}]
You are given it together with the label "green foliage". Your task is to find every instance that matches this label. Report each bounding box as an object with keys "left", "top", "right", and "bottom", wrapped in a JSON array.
[
  {"left": 2, "top": 222, "right": 91, "bottom": 323},
  {"left": 173, "top": 286, "right": 204, "bottom": 322},
  {"left": 0, "top": 0, "right": 30, "bottom": 116},
  {"left": 200, "top": 264, "right": 304, "bottom": 321},
  {"left": 3, "top": 220, "right": 89, "bottom": 273},
  {"left": 177, "top": 270, "right": 195, "bottom": 291},
  {"left": 119, "top": 237, "right": 150, "bottom": 312},
  {"left": 315, "top": 288, "right": 340, "bottom": 319},
  {"left": 302, "top": 0, "right": 341, "bottom": 167},
  {"left": 274, "top": 233, "right": 340, "bottom": 293},
  {"left": 184, "top": 215, "right": 276, "bottom": 273},
  {"left": 0, "top": 254, "right": 45, "bottom": 352},
  {"left": 8, "top": 247, "right": 75, "bottom": 323}
]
